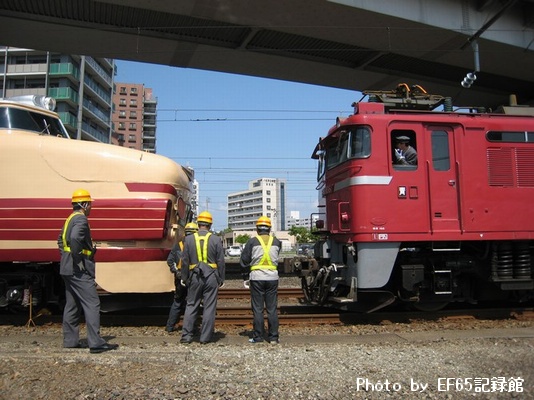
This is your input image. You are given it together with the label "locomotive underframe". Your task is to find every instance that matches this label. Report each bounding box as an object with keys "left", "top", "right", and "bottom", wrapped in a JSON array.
[
  {"left": 292, "top": 239, "right": 534, "bottom": 312},
  {"left": 0, "top": 262, "right": 63, "bottom": 312}
]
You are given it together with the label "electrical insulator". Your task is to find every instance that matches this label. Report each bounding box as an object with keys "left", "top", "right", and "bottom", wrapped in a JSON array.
[{"left": 461, "top": 72, "right": 477, "bottom": 88}]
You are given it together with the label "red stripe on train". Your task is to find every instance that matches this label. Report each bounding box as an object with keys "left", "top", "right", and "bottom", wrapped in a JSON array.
[{"left": 0, "top": 198, "right": 170, "bottom": 241}]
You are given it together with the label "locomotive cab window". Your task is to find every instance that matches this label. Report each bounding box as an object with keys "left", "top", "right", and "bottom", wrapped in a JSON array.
[
  {"left": 392, "top": 130, "right": 417, "bottom": 170},
  {"left": 325, "top": 126, "right": 371, "bottom": 171},
  {"left": 0, "top": 106, "right": 69, "bottom": 138}
]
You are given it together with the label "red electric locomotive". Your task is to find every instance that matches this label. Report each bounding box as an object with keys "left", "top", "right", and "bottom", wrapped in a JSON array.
[{"left": 295, "top": 84, "right": 534, "bottom": 312}]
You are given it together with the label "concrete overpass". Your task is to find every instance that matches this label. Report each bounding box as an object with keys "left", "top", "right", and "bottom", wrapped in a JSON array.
[{"left": 1, "top": 0, "right": 533, "bottom": 109}]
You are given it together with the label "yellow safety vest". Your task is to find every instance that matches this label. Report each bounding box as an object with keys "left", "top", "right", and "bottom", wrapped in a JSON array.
[
  {"left": 251, "top": 235, "right": 276, "bottom": 270},
  {"left": 189, "top": 232, "right": 217, "bottom": 269},
  {"left": 176, "top": 241, "right": 184, "bottom": 270},
  {"left": 61, "top": 211, "right": 93, "bottom": 257}
]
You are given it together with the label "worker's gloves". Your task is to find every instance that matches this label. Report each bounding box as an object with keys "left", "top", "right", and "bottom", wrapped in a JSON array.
[
  {"left": 394, "top": 149, "right": 405, "bottom": 161},
  {"left": 243, "top": 280, "right": 250, "bottom": 289}
]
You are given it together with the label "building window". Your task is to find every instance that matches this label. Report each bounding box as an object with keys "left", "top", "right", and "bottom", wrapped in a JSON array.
[
  {"left": 118, "top": 122, "right": 125, "bottom": 130},
  {"left": 130, "top": 87, "right": 138, "bottom": 95},
  {"left": 130, "top": 99, "right": 137, "bottom": 107},
  {"left": 128, "top": 134, "right": 136, "bottom": 142},
  {"left": 266, "top": 198, "right": 271, "bottom": 203},
  {"left": 129, "top": 123, "right": 136, "bottom": 130},
  {"left": 119, "top": 87, "right": 127, "bottom": 94},
  {"left": 130, "top": 111, "right": 137, "bottom": 119},
  {"left": 119, "top": 99, "right": 126, "bottom": 106},
  {"left": 266, "top": 190, "right": 271, "bottom": 195},
  {"left": 119, "top": 110, "right": 126, "bottom": 118}
]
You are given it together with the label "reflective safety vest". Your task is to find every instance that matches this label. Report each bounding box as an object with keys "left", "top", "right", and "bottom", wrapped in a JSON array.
[
  {"left": 176, "top": 241, "right": 184, "bottom": 270},
  {"left": 61, "top": 211, "right": 93, "bottom": 257},
  {"left": 189, "top": 232, "right": 217, "bottom": 269},
  {"left": 250, "top": 235, "right": 276, "bottom": 270}
]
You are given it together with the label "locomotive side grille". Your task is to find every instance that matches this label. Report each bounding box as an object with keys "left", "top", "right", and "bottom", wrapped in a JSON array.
[
  {"left": 487, "top": 148, "right": 514, "bottom": 187},
  {"left": 515, "top": 148, "right": 534, "bottom": 187}
]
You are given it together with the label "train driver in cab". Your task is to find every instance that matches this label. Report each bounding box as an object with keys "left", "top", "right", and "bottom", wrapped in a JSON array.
[{"left": 394, "top": 135, "right": 418, "bottom": 166}]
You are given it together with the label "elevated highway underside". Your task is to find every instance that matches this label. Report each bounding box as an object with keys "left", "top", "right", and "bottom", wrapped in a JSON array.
[{"left": 0, "top": 0, "right": 533, "bottom": 109}]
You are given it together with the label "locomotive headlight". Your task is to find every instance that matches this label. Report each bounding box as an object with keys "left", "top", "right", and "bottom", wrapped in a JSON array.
[
  {"left": 42, "top": 96, "right": 56, "bottom": 111},
  {"left": 31, "top": 95, "right": 56, "bottom": 111}
]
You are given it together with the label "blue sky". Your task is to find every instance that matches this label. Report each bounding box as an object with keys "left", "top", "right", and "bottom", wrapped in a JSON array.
[{"left": 115, "top": 61, "right": 359, "bottom": 231}]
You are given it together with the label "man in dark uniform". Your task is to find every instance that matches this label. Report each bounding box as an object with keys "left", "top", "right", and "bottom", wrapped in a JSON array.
[
  {"left": 57, "top": 189, "right": 118, "bottom": 354},
  {"left": 394, "top": 135, "right": 418, "bottom": 165},
  {"left": 240, "top": 216, "right": 282, "bottom": 344},
  {"left": 180, "top": 211, "right": 225, "bottom": 344},
  {"left": 165, "top": 222, "right": 198, "bottom": 333}
]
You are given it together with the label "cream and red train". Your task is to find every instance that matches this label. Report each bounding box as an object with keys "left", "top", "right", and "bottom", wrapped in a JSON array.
[
  {"left": 294, "top": 85, "right": 534, "bottom": 312},
  {"left": 0, "top": 95, "right": 193, "bottom": 310}
]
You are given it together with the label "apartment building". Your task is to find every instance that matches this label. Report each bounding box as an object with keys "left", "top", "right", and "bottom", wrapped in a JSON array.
[
  {"left": 111, "top": 82, "right": 157, "bottom": 152},
  {"left": 0, "top": 47, "right": 114, "bottom": 142},
  {"left": 285, "top": 211, "right": 319, "bottom": 230},
  {"left": 227, "top": 178, "right": 286, "bottom": 231}
]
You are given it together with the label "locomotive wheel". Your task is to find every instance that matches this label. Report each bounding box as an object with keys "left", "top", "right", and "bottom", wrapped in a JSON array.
[
  {"left": 411, "top": 301, "right": 449, "bottom": 312},
  {"left": 318, "top": 268, "right": 332, "bottom": 305},
  {"left": 301, "top": 276, "right": 314, "bottom": 302}
]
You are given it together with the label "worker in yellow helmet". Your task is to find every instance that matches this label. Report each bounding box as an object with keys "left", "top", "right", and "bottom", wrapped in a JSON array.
[
  {"left": 165, "top": 222, "right": 198, "bottom": 333},
  {"left": 240, "top": 216, "right": 282, "bottom": 344},
  {"left": 57, "top": 189, "right": 118, "bottom": 353},
  {"left": 180, "top": 211, "right": 225, "bottom": 344}
]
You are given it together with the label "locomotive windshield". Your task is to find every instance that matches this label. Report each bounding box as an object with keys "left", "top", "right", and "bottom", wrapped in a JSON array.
[
  {"left": 316, "top": 126, "right": 370, "bottom": 182},
  {"left": 0, "top": 106, "right": 70, "bottom": 138},
  {"left": 325, "top": 126, "right": 370, "bottom": 170}
]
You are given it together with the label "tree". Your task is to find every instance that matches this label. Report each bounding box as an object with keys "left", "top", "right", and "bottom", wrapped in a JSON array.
[
  {"left": 288, "top": 226, "right": 314, "bottom": 244},
  {"left": 235, "top": 234, "right": 251, "bottom": 245}
]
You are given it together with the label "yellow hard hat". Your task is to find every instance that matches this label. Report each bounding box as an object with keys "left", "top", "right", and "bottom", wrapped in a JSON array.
[
  {"left": 256, "top": 216, "right": 272, "bottom": 228},
  {"left": 71, "top": 189, "right": 92, "bottom": 203},
  {"left": 197, "top": 211, "right": 213, "bottom": 225},
  {"left": 185, "top": 222, "right": 198, "bottom": 233}
]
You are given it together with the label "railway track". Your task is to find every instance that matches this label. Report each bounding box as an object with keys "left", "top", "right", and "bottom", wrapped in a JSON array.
[
  {"left": 218, "top": 287, "right": 303, "bottom": 299},
  {"left": 4, "top": 303, "right": 531, "bottom": 328}
]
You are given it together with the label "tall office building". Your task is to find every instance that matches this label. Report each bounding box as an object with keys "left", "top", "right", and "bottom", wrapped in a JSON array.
[
  {"left": 0, "top": 47, "right": 114, "bottom": 142},
  {"left": 111, "top": 83, "right": 157, "bottom": 153},
  {"left": 228, "top": 178, "right": 286, "bottom": 231}
]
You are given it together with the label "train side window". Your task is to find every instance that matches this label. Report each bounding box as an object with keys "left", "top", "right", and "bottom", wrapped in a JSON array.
[
  {"left": 391, "top": 129, "right": 417, "bottom": 170},
  {"left": 431, "top": 130, "right": 450, "bottom": 171},
  {"left": 487, "top": 131, "right": 534, "bottom": 143}
]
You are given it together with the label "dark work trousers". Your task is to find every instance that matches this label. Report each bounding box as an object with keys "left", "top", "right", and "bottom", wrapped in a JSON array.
[
  {"left": 166, "top": 281, "right": 187, "bottom": 331},
  {"left": 181, "top": 270, "right": 219, "bottom": 343},
  {"left": 61, "top": 271, "right": 107, "bottom": 348},
  {"left": 250, "top": 279, "right": 279, "bottom": 342}
]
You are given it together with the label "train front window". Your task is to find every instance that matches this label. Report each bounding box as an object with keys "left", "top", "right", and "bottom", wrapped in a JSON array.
[
  {"left": 325, "top": 127, "right": 371, "bottom": 171},
  {"left": 0, "top": 106, "right": 69, "bottom": 138},
  {"left": 349, "top": 127, "right": 371, "bottom": 158}
]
